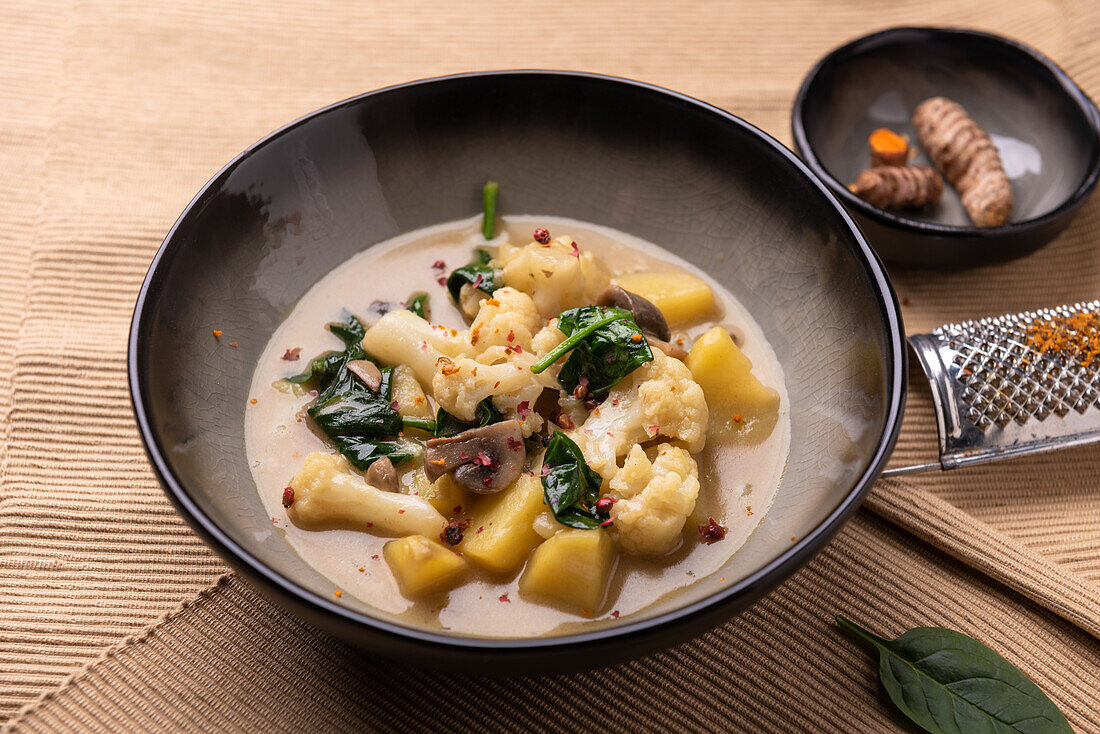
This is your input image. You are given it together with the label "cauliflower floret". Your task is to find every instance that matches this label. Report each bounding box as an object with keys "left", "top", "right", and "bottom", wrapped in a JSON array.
[
  {"left": 498, "top": 235, "right": 610, "bottom": 319},
  {"left": 570, "top": 349, "right": 708, "bottom": 481},
  {"left": 431, "top": 350, "right": 551, "bottom": 436},
  {"left": 362, "top": 309, "right": 469, "bottom": 386},
  {"left": 608, "top": 444, "right": 700, "bottom": 554},
  {"left": 287, "top": 452, "right": 446, "bottom": 536},
  {"left": 468, "top": 287, "right": 541, "bottom": 354}
]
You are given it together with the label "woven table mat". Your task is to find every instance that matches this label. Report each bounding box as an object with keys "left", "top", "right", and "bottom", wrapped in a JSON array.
[{"left": 2, "top": 1, "right": 1099, "bottom": 731}]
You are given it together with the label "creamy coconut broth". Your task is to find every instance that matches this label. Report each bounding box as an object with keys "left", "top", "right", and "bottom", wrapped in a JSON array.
[{"left": 246, "top": 214, "right": 789, "bottom": 637}]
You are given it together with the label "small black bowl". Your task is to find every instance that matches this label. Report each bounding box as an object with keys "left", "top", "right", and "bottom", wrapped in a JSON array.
[
  {"left": 793, "top": 27, "right": 1100, "bottom": 269},
  {"left": 130, "top": 71, "right": 905, "bottom": 674}
]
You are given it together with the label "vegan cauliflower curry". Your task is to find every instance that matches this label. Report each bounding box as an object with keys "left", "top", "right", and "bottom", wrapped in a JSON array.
[{"left": 246, "top": 184, "right": 790, "bottom": 636}]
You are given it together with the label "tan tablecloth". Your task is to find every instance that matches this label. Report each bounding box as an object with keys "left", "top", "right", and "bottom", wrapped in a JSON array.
[{"left": 2, "top": 1, "right": 1099, "bottom": 731}]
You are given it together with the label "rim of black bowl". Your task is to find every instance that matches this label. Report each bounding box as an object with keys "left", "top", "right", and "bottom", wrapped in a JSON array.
[
  {"left": 792, "top": 26, "right": 1100, "bottom": 242},
  {"left": 129, "top": 70, "right": 906, "bottom": 655}
]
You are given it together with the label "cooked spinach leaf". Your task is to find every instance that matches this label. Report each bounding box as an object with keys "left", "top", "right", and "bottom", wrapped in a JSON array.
[
  {"left": 289, "top": 311, "right": 412, "bottom": 471},
  {"left": 837, "top": 616, "right": 1071, "bottom": 734},
  {"left": 445, "top": 247, "right": 503, "bottom": 303},
  {"left": 541, "top": 431, "right": 606, "bottom": 529},
  {"left": 287, "top": 310, "right": 366, "bottom": 384},
  {"left": 405, "top": 292, "right": 430, "bottom": 320},
  {"left": 433, "top": 399, "right": 504, "bottom": 438},
  {"left": 482, "top": 179, "right": 499, "bottom": 240},
  {"left": 334, "top": 436, "right": 413, "bottom": 471},
  {"left": 531, "top": 306, "right": 653, "bottom": 398}
]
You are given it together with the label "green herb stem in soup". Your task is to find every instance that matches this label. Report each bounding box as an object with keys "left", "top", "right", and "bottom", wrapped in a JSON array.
[{"left": 245, "top": 201, "right": 789, "bottom": 637}]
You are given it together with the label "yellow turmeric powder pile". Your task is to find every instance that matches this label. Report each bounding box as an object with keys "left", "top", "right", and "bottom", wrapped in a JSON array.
[
  {"left": 1025, "top": 310, "right": 1100, "bottom": 371},
  {"left": 912, "top": 97, "right": 1014, "bottom": 227},
  {"left": 848, "top": 166, "right": 944, "bottom": 210}
]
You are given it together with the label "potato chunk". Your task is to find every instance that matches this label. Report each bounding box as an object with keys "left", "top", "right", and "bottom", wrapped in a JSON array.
[
  {"left": 613, "top": 271, "right": 715, "bottom": 327},
  {"left": 391, "top": 364, "right": 433, "bottom": 420},
  {"left": 459, "top": 474, "right": 545, "bottom": 573},
  {"left": 408, "top": 470, "right": 469, "bottom": 516},
  {"left": 519, "top": 529, "right": 616, "bottom": 610},
  {"left": 384, "top": 535, "right": 468, "bottom": 596},
  {"left": 287, "top": 452, "right": 446, "bottom": 536},
  {"left": 685, "top": 326, "right": 779, "bottom": 442}
]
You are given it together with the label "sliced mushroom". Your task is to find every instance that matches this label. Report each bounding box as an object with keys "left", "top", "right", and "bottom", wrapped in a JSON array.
[
  {"left": 597, "top": 285, "right": 671, "bottom": 341},
  {"left": 365, "top": 456, "right": 398, "bottom": 492},
  {"left": 346, "top": 359, "right": 382, "bottom": 392},
  {"left": 423, "top": 420, "right": 526, "bottom": 494},
  {"left": 645, "top": 334, "right": 689, "bottom": 360}
]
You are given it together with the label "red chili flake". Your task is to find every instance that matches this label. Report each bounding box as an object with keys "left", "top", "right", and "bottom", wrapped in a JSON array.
[
  {"left": 281, "top": 487, "right": 294, "bottom": 508},
  {"left": 482, "top": 476, "right": 494, "bottom": 487},
  {"left": 472, "top": 273, "right": 484, "bottom": 290},
  {"left": 647, "top": 424, "right": 659, "bottom": 435},
  {"left": 366, "top": 522, "right": 373, "bottom": 528},
  {"left": 600, "top": 518, "right": 614, "bottom": 527},
  {"left": 432, "top": 259, "right": 446, "bottom": 271},
  {"left": 472, "top": 451, "right": 496, "bottom": 468},
  {"left": 390, "top": 400, "right": 400, "bottom": 411},
  {"left": 477, "top": 526, "right": 484, "bottom": 534},
  {"left": 507, "top": 436, "right": 523, "bottom": 451},
  {"left": 282, "top": 347, "right": 301, "bottom": 361},
  {"left": 610, "top": 610, "right": 620, "bottom": 619},
  {"left": 498, "top": 593, "right": 511, "bottom": 603},
  {"left": 595, "top": 497, "right": 616, "bottom": 513},
  {"left": 228, "top": 342, "right": 239, "bottom": 348},
  {"left": 441, "top": 519, "right": 470, "bottom": 546},
  {"left": 610, "top": 398, "right": 618, "bottom": 406},
  {"left": 517, "top": 400, "right": 531, "bottom": 418},
  {"left": 452, "top": 505, "right": 463, "bottom": 515},
  {"left": 513, "top": 345, "right": 523, "bottom": 354},
  {"left": 493, "top": 381, "right": 500, "bottom": 389},
  {"left": 212, "top": 330, "right": 223, "bottom": 340},
  {"left": 533, "top": 227, "right": 551, "bottom": 244},
  {"left": 436, "top": 276, "right": 447, "bottom": 286},
  {"left": 570, "top": 241, "right": 580, "bottom": 258},
  {"left": 506, "top": 329, "right": 515, "bottom": 343},
  {"left": 538, "top": 464, "right": 552, "bottom": 477},
  {"left": 371, "top": 554, "right": 379, "bottom": 560},
  {"left": 460, "top": 451, "right": 469, "bottom": 460},
  {"left": 397, "top": 509, "right": 406, "bottom": 515},
  {"left": 699, "top": 518, "right": 727, "bottom": 544}
]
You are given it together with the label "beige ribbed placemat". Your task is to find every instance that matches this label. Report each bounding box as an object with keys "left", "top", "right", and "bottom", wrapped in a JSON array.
[{"left": 2, "top": 1, "right": 1099, "bottom": 731}]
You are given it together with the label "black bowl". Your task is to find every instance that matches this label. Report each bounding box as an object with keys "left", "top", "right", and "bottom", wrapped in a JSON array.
[
  {"left": 792, "top": 27, "right": 1100, "bottom": 269},
  {"left": 129, "top": 71, "right": 905, "bottom": 674}
]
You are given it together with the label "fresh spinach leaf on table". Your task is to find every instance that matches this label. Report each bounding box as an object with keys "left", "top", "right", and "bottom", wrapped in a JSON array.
[
  {"left": 836, "top": 615, "right": 1071, "bottom": 734},
  {"left": 541, "top": 431, "right": 606, "bottom": 529}
]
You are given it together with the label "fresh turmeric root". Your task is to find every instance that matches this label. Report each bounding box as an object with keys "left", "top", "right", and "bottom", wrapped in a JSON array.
[
  {"left": 868, "top": 127, "right": 909, "bottom": 167},
  {"left": 912, "top": 97, "right": 1013, "bottom": 227},
  {"left": 848, "top": 166, "right": 944, "bottom": 210}
]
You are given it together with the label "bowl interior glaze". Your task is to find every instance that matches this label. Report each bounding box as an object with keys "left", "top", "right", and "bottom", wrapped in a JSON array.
[{"left": 131, "top": 72, "right": 904, "bottom": 662}]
